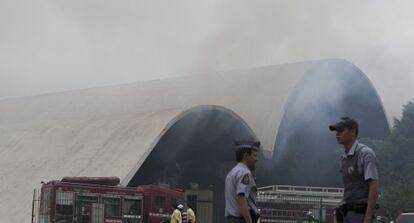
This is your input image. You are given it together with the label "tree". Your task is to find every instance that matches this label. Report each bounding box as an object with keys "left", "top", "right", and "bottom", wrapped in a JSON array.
[
  {"left": 379, "top": 174, "right": 414, "bottom": 219},
  {"left": 363, "top": 99, "right": 414, "bottom": 219}
]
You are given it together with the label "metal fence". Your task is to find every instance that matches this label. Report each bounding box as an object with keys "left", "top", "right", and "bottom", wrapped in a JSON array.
[{"left": 257, "top": 185, "right": 343, "bottom": 223}]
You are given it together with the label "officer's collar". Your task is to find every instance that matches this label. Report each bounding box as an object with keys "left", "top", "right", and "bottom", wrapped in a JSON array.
[
  {"left": 237, "top": 162, "right": 249, "bottom": 169},
  {"left": 343, "top": 140, "right": 359, "bottom": 158}
]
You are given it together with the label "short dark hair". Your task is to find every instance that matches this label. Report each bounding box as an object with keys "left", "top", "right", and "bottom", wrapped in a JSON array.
[{"left": 234, "top": 140, "right": 260, "bottom": 162}]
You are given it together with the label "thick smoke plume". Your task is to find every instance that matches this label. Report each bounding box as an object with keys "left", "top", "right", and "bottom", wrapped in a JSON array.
[
  {"left": 128, "top": 62, "right": 390, "bottom": 220},
  {"left": 1, "top": 0, "right": 413, "bottom": 119},
  {"left": 128, "top": 107, "right": 258, "bottom": 222},
  {"left": 272, "top": 61, "right": 389, "bottom": 187}
]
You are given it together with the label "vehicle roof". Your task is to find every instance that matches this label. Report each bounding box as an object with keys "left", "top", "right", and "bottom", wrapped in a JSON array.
[
  {"left": 137, "top": 185, "right": 183, "bottom": 196},
  {"left": 44, "top": 180, "right": 141, "bottom": 194}
]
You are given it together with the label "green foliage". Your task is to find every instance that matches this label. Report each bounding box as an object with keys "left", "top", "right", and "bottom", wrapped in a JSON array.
[
  {"left": 379, "top": 174, "right": 414, "bottom": 219},
  {"left": 365, "top": 99, "right": 414, "bottom": 218}
]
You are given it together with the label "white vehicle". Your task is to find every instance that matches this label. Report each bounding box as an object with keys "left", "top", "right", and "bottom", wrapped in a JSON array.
[{"left": 395, "top": 212, "right": 414, "bottom": 223}]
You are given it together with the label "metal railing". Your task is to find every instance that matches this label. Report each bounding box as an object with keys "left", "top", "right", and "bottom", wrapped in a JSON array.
[
  {"left": 257, "top": 185, "right": 343, "bottom": 223},
  {"left": 258, "top": 185, "right": 343, "bottom": 199}
]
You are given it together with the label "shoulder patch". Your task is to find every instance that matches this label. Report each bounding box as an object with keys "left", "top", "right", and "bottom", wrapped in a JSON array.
[{"left": 242, "top": 174, "right": 250, "bottom": 185}]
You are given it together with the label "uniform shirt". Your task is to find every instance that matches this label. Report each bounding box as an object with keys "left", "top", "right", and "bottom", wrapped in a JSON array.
[
  {"left": 187, "top": 208, "right": 195, "bottom": 223},
  {"left": 170, "top": 209, "right": 182, "bottom": 223},
  {"left": 341, "top": 140, "right": 379, "bottom": 181},
  {"left": 225, "top": 162, "right": 258, "bottom": 217}
]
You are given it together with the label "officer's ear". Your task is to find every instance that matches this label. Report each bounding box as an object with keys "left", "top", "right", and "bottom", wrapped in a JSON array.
[
  {"left": 350, "top": 128, "right": 357, "bottom": 137},
  {"left": 242, "top": 150, "right": 252, "bottom": 160},
  {"left": 244, "top": 149, "right": 255, "bottom": 159},
  {"left": 242, "top": 152, "right": 248, "bottom": 160}
]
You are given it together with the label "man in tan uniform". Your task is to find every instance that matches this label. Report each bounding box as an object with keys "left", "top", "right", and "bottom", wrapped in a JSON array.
[
  {"left": 187, "top": 205, "right": 196, "bottom": 223},
  {"left": 171, "top": 204, "right": 182, "bottom": 223}
]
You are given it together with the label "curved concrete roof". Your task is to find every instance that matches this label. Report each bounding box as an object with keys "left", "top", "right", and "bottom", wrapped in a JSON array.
[{"left": 0, "top": 59, "right": 386, "bottom": 222}]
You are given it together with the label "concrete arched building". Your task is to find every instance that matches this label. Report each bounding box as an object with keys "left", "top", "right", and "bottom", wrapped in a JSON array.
[{"left": 0, "top": 59, "right": 389, "bottom": 222}]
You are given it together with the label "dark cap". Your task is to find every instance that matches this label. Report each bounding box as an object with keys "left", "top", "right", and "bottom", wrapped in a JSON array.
[
  {"left": 234, "top": 140, "right": 260, "bottom": 151},
  {"left": 329, "top": 117, "right": 359, "bottom": 132}
]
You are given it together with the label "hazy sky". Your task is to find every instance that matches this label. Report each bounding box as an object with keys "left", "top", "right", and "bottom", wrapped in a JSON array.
[{"left": 1, "top": 0, "right": 413, "bottom": 119}]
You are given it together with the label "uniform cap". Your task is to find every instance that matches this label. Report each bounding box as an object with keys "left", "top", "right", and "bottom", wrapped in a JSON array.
[
  {"left": 329, "top": 117, "right": 358, "bottom": 132},
  {"left": 234, "top": 140, "right": 260, "bottom": 150}
]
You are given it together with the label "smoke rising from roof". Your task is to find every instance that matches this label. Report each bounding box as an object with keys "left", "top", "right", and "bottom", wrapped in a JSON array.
[
  {"left": 125, "top": 61, "right": 390, "bottom": 217},
  {"left": 272, "top": 60, "right": 389, "bottom": 186},
  {"left": 0, "top": 0, "right": 413, "bottom": 119}
]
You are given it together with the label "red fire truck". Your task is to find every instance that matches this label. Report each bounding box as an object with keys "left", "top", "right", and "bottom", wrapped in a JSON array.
[{"left": 32, "top": 176, "right": 184, "bottom": 223}]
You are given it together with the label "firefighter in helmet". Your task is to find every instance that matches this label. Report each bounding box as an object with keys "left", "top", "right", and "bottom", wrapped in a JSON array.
[
  {"left": 171, "top": 203, "right": 182, "bottom": 223},
  {"left": 306, "top": 211, "right": 316, "bottom": 223},
  {"left": 187, "top": 204, "right": 196, "bottom": 223}
]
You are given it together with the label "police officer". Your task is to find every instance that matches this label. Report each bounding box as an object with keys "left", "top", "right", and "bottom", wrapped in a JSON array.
[
  {"left": 225, "top": 140, "right": 260, "bottom": 223},
  {"left": 329, "top": 117, "right": 379, "bottom": 223}
]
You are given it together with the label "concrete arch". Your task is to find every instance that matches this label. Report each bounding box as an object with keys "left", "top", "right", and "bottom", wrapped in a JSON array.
[
  {"left": 0, "top": 59, "right": 391, "bottom": 222},
  {"left": 125, "top": 105, "right": 260, "bottom": 221},
  {"left": 122, "top": 104, "right": 260, "bottom": 186},
  {"left": 274, "top": 59, "right": 389, "bottom": 156},
  {"left": 271, "top": 59, "right": 389, "bottom": 186}
]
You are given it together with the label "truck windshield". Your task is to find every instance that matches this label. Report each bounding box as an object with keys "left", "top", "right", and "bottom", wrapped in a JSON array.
[{"left": 55, "top": 190, "right": 74, "bottom": 223}]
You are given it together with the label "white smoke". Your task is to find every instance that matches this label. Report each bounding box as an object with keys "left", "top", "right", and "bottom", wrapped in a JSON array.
[{"left": 1, "top": 0, "right": 413, "bottom": 119}]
